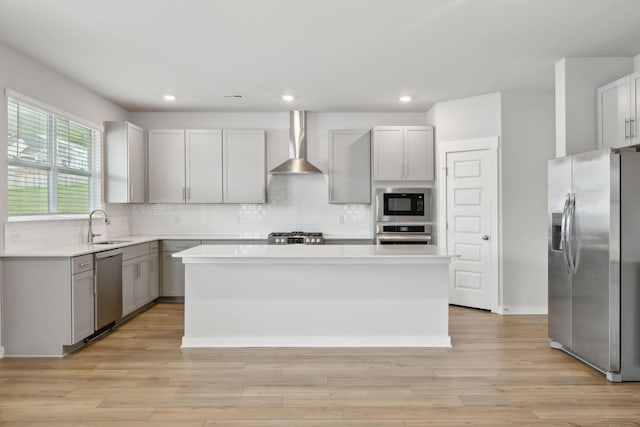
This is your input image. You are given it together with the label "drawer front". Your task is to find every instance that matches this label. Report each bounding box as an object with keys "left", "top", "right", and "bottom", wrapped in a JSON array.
[
  {"left": 149, "top": 240, "right": 159, "bottom": 251},
  {"left": 72, "top": 254, "right": 94, "bottom": 274},
  {"left": 162, "top": 240, "right": 201, "bottom": 252},
  {"left": 122, "top": 243, "right": 151, "bottom": 261}
]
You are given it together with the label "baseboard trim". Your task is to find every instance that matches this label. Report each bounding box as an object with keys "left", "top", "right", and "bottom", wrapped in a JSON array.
[
  {"left": 182, "top": 335, "right": 452, "bottom": 348},
  {"left": 501, "top": 306, "right": 548, "bottom": 315}
]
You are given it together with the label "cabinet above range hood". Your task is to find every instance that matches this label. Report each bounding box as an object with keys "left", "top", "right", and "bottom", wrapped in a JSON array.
[{"left": 270, "top": 110, "right": 322, "bottom": 174}]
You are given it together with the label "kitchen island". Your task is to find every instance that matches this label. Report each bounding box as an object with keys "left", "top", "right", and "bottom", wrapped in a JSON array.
[{"left": 174, "top": 244, "right": 454, "bottom": 348}]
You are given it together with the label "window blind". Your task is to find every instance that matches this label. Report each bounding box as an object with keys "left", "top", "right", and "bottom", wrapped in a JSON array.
[{"left": 7, "top": 97, "right": 102, "bottom": 215}]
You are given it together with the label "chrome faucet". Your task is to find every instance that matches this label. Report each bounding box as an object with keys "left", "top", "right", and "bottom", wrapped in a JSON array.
[{"left": 88, "top": 209, "right": 110, "bottom": 244}]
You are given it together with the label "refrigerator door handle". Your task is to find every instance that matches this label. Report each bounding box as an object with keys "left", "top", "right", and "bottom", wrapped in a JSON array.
[
  {"left": 566, "top": 193, "right": 577, "bottom": 272},
  {"left": 561, "top": 193, "right": 571, "bottom": 270}
]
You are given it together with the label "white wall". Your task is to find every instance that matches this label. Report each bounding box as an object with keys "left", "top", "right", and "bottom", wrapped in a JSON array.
[
  {"left": 130, "top": 111, "right": 426, "bottom": 238},
  {"left": 427, "top": 91, "right": 554, "bottom": 314},
  {"left": 0, "top": 42, "right": 129, "bottom": 356},
  {"left": 555, "top": 57, "right": 633, "bottom": 157},
  {"left": 425, "top": 93, "right": 501, "bottom": 142},
  {"left": 500, "top": 91, "right": 555, "bottom": 313}
]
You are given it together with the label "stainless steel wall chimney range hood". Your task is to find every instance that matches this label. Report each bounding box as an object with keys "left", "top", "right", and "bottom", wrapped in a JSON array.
[{"left": 270, "top": 110, "right": 322, "bottom": 174}]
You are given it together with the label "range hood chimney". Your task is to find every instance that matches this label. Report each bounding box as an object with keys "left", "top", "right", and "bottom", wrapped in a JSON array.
[{"left": 270, "top": 110, "right": 322, "bottom": 174}]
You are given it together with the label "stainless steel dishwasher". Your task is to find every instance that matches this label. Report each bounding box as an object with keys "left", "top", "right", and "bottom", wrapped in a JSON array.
[{"left": 94, "top": 249, "right": 123, "bottom": 331}]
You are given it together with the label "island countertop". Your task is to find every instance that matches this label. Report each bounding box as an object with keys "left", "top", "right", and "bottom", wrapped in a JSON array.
[{"left": 174, "top": 244, "right": 454, "bottom": 264}]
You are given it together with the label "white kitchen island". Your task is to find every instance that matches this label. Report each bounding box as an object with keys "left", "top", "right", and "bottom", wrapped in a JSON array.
[{"left": 174, "top": 244, "right": 454, "bottom": 348}]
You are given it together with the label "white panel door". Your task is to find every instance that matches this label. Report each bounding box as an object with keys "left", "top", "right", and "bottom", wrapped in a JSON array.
[
  {"left": 223, "top": 130, "right": 266, "bottom": 203},
  {"left": 127, "top": 123, "right": 145, "bottom": 203},
  {"left": 148, "top": 129, "right": 186, "bottom": 203},
  {"left": 597, "top": 76, "right": 630, "bottom": 149},
  {"left": 446, "top": 148, "right": 497, "bottom": 310},
  {"left": 373, "top": 126, "right": 404, "bottom": 181},
  {"left": 404, "top": 126, "right": 434, "bottom": 181},
  {"left": 328, "top": 129, "right": 371, "bottom": 204},
  {"left": 186, "top": 129, "right": 223, "bottom": 203}
]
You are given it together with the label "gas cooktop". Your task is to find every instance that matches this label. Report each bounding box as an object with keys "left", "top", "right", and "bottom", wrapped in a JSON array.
[{"left": 268, "top": 231, "right": 325, "bottom": 245}]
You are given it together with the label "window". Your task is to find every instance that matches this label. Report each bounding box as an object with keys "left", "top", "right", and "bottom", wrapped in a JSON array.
[{"left": 7, "top": 97, "right": 102, "bottom": 215}]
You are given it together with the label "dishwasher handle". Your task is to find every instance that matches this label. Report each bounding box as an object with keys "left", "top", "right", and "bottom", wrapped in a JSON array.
[{"left": 94, "top": 248, "right": 124, "bottom": 259}]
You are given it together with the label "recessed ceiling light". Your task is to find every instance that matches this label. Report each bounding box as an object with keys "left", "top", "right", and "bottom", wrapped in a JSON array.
[
  {"left": 399, "top": 96, "right": 412, "bottom": 103},
  {"left": 163, "top": 94, "right": 176, "bottom": 101},
  {"left": 282, "top": 94, "right": 295, "bottom": 102}
]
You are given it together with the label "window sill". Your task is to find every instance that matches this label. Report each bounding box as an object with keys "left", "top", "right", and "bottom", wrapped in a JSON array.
[{"left": 8, "top": 214, "right": 89, "bottom": 223}]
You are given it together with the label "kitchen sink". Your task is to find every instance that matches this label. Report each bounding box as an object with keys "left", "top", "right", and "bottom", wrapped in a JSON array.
[{"left": 93, "top": 240, "right": 131, "bottom": 245}]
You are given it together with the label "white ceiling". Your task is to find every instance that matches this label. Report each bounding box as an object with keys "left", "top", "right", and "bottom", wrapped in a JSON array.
[{"left": 1, "top": 0, "right": 639, "bottom": 113}]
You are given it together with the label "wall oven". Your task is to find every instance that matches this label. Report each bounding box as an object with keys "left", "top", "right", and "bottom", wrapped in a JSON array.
[
  {"left": 375, "top": 187, "right": 432, "bottom": 222},
  {"left": 376, "top": 224, "right": 432, "bottom": 245}
]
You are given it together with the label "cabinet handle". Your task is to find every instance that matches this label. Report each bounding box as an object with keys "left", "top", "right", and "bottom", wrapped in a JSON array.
[
  {"left": 79, "top": 261, "right": 92, "bottom": 268},
  {"left": 625, "top": 119, "right": 630, "bottom": 139},
  {"left": 631, "top": 119, "right": 636, "bottom": 138},
  {"left": 187, "top": 187, "right": 191, "bottom": 200}
]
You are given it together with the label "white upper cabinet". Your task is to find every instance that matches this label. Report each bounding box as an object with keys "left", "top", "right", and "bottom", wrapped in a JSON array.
[
  {"left": 373, "top": 126, "right": 404, "bottom": 180},
  {"left": 373, "top": 125, "right": 434, "bottom": 182},
  {"left": 105, "top": 121, "right": 145, "bottom": 203},
  {"left": 404, "top": 127, "right": 434, "bottom": 181},
  {"left": 328, "top": 129, "right": 371, "bottom": 204},
  {"left": 597, "top": 72, "right": 640, "bottom": 149},
  {"left": 148, "top": 128, "right": 264, "bottom": 204},
  {"left": 223, "top": 130, "right": 266, "bottom": 203},
  {"left": 148, "top": 129, "right": 186, "bottom": 203},
  {"left": 186, "top": 129, "right": 223, "bottom": 203}
]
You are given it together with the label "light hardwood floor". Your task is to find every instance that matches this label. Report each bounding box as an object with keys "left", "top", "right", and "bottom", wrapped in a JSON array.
[{"left": 1, "top": 303, "right": 640, "bottom": 426}]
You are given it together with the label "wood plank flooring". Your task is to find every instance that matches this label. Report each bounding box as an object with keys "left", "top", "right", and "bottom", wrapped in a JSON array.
[{"left": 1, "top": 303, "right": 640, "bottom": 426}]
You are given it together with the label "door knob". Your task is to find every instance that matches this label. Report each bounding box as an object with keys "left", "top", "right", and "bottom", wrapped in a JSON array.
[{"left": 481, "top": 235, "right": 489, "bottom": 240}]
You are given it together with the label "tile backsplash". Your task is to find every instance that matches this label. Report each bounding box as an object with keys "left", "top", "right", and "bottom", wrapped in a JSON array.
[
  {"left": 5, "top": 204, "right": 131, "bottom": 252},
  {"left": 4, "top": 175, "right": 372, "bottom": 252},
  {"left": 131, "top": 174, "right": 372, "bottom": 237}
]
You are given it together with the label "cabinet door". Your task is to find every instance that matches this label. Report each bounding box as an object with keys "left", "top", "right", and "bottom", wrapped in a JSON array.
[
  {"left": 122, "top": 259, "right": 136, "bottom": 316},
  {"left": 186, "top": 129, "right": 223, "bottom": 203},
  {"left": 105, "top": 121, "right": 144, "bottom": 203},
  {"left": 223, "top": 130, "right": 266, "bottom": 203},
  {"left": 148, "top": 253, "right": 159, "bottom": 300},
  {"left": 148, "top": 129, "right": 186, "bottom": 203},
  {"left": 373, "top": 126, "right": 404, "bottom": 181},
  {"left": 133, "top": 257, "right": 150, "bottom": 307},
  {"left": 127, "top": 123, "right": 145, "bottom": 203},
  {"left": 162, "top": 251, "right": 185, "bottom": 296},
  {"left": 597, "top": 75, "right": 631, "bottom": 149},
  {"left": 71, "top": 270, "right": 95, "bottom": 344},
  {"left": 328, "top": 129, "right": 371, "bottom": 203},
  {"left": 631, "top": 72, "right": 640, "bottom": 145},
  {"left": 404, "top": 126, "right": 434, "bottom": 181}
]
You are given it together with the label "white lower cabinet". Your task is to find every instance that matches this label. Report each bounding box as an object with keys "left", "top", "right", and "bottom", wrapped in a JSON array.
[
  {"left": 149, "top": 252, "right": 159, "bottom": 300},
  {"left": 71, "top": 269, "right": 95, "bottom": 344},
  {"left": 162, "top": 240, "right": 201, "bottom": 297},
  {"left": 121, "top": 242, "right": 159, "bottom": 317},
  {"left": 2, "top": 255, "right": 95, "bottom": 356}
]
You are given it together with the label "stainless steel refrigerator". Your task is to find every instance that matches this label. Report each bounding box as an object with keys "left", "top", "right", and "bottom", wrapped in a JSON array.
[{"left": 548, "top": 148, "right": 640, "bottom": 382}]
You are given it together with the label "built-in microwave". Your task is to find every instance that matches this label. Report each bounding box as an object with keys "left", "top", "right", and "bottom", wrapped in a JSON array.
[{"left": 375, "top": 187, "right": 432, "bottom": 222}]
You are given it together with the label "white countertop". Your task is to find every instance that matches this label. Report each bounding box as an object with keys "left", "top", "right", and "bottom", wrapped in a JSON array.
[
  {"left": 174, "top": 244, "right": 453, "bottom": 264},
  {"left": 0, "top": 235, "right": 375, "bottom": 258}
]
